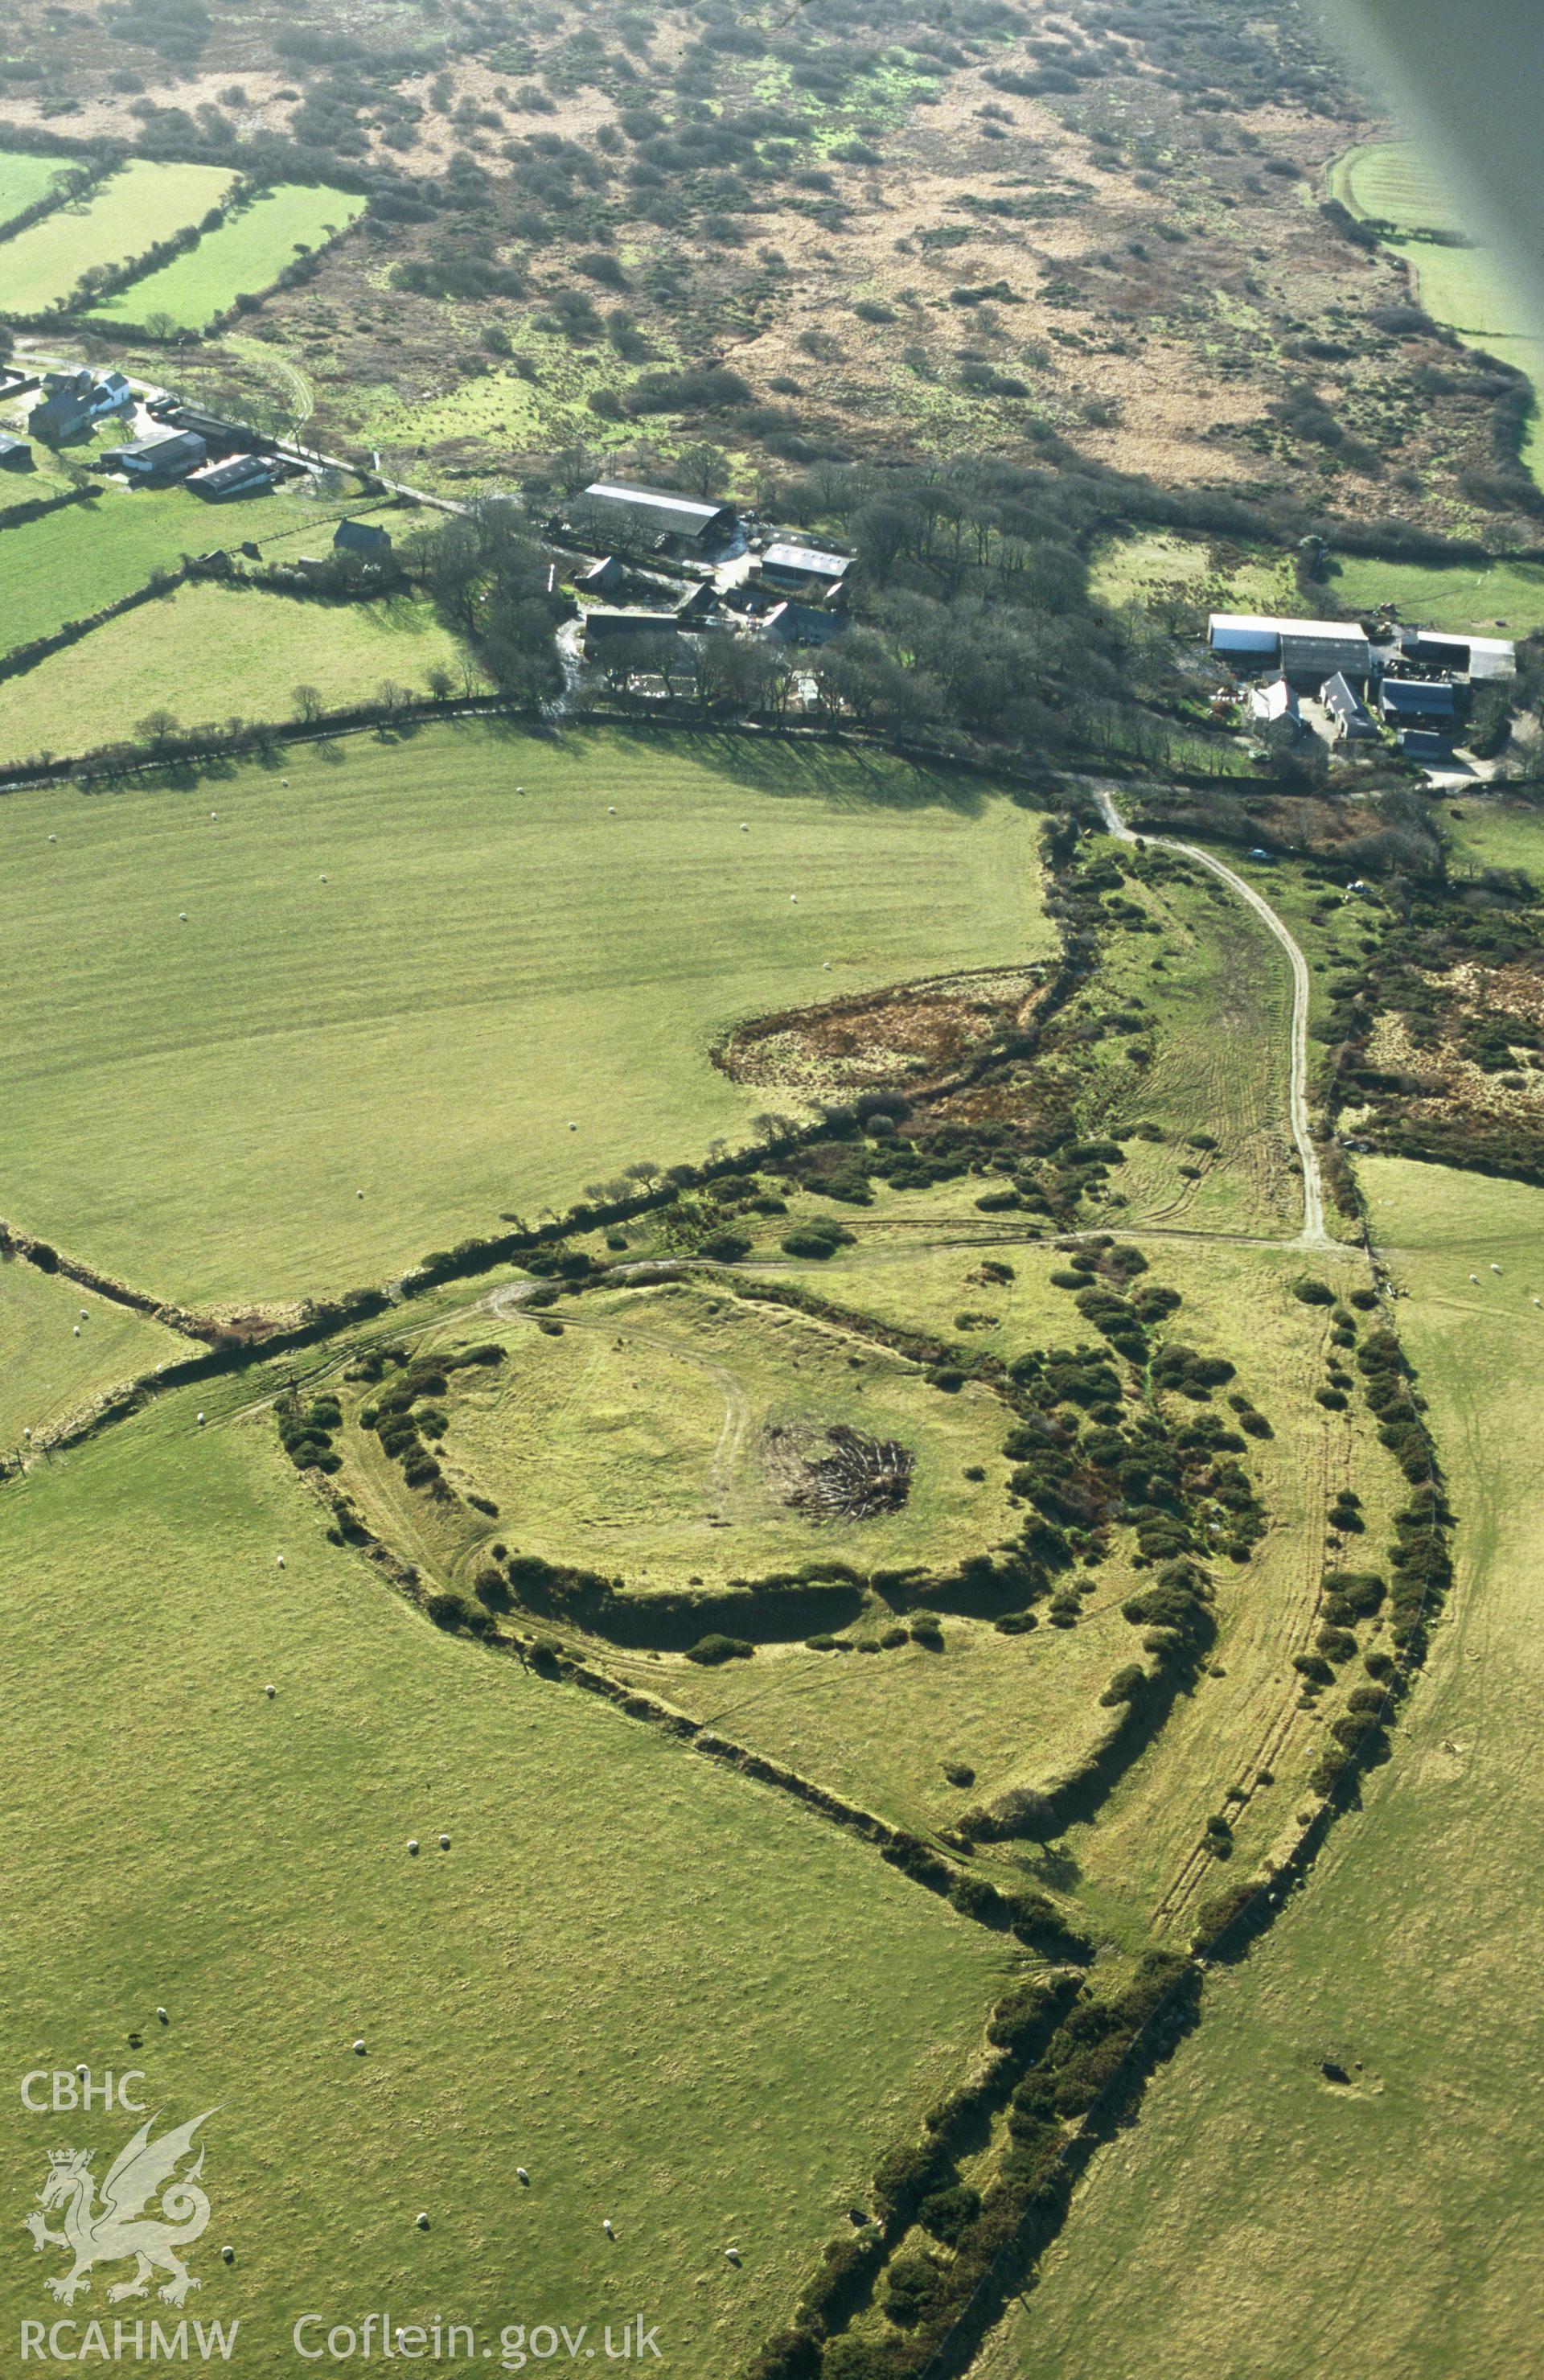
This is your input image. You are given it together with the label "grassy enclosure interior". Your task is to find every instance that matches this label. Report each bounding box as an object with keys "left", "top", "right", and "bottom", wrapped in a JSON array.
[
  {"left": 0, "top": 146, "right": 74, "bottom": 228},
  {"left": 0, "top": 727, "right": 1049, "bottom": 1307}
]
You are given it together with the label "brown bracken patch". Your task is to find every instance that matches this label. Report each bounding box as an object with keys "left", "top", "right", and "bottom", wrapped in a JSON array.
[{"left": 716, "top": 967, "right": 1050, "bottom": 1098}]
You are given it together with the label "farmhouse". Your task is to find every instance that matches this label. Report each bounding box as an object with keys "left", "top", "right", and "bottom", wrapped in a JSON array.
[
  {"left": 759, "top": 541, "right": 855, "bottom": 596},
  {"left": 334, "top": 516, "right": 393, "bottom": 559},
  {"left": 186, "top": 453, "right": 274, "bottom": 499},
  {"left": 0, "top": 432, "right": 33, "bottom": 470},
  {"left": 1246, "top": 676, "right": 1301, "bottom": 738},
  {"left": 576, "top": 479, "right": 738, "bottom": 554},
  {"left": 1322, "top": 672, "right": 1378, "bottom": 741},
  {"left": 30, "top": 368, "right": 133, "bottom": 446},
  {"left": 99, "top": 429, "right": 207, "bottom": 484}
]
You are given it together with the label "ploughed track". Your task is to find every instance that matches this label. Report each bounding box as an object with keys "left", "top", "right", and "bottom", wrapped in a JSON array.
[{"left": 1090, "top": 783, "right": 1329, "bottom": 1249}]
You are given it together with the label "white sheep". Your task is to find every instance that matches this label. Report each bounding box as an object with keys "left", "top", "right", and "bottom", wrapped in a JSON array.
[
  {"left": 790, "top": 894, "right": 798, "bottom": 904},
  {"left": 47, "top": 833, "right": 56, "bottom": 844},
  {"left": 407, "top": 1838, "right": 420, "bottom": 1854},
  {"left": 357, "top": 1190, "right": 364, "bottom": 1198},
  {"left": 179, "top": 912, "right": 188, "bottom": 922},
  {"left": 320, "top": 874, "right": 328, "bottom": 883},
  {"left": 602, "top": 2218, "right": 615, "bottom": 2240},
  {"left": 80, "top": 1309, "right": 88, "bottom": 1320},
  {"left": 739, "top": 823, "right": 748, "bottom": 832},
  {"left": 220, "top": 2246, "right": 234, "bottom": 2265},
  {"left": 281, "top": 777, "right": 290, "bottom": 787},
  {"left": 265, "top": 1684, "right": 276, "bottom": 1699},
  {"left": 608, "top": 805, "right": 617, "bottom": 814},
  {"left": 416, "top": 2213, "right": 429, "bottom": 2231},
  {"left": 277, "top": 1554, "right": 285, "bottom": 1568},
  {"left": 725, "top": 2246, "right": 742, "bottom": 2267},
  {"left": 1491, "top": 1263, "right": 1501, "bottom": 1275},
  {"left": 1470, "top": 1273, "right": 1480, "bottom": 1285},
  {"left": 72, "top": 1326, "right": 80, "bottom": 1337},
  {"left": 155, "top": 2008, "right": 168, "bottom": 2024},
  {"left": 516, "top": 2168, "right": 530, "bottom": 2186},
  {"left": 439, "top": 1833, "right": 450, "bottom": 1849},
  {"left": 353, "top": 2038, "right": 367, "bottom": 2055},
  {"left": 196, "top": 1412, "right": 205, "bottom": 1425}
]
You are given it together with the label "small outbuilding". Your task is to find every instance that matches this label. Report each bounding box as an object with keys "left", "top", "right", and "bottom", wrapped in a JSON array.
[
  {"left": 1397, "top": 727, "right": 1454, "bottom": 762},
  {"left": 582, "top": 607, "right": 680, "bottom": 658},
  {"left": 186, "top": 452, "right": 275, "bottom": 500},
  {"left": 577, "top": 554, "right": 625, "bottom": 598},
  {"left": 0, "top": 432, "right": 33, "bottom": 470},
  {"left": 333, "top": 516, "right": 393, "bottom": 558}
]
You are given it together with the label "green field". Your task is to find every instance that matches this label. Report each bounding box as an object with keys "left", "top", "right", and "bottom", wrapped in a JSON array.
[
  {"left": 0, "top": 581, "right": 472, "bottom": 764},
  {"left": 0, "top": 158, "right": 236, "bottom": 316},
  {"left": 0, "top": 148, "right": 76, "bottom": 231},
  {"left": 0, "top": 729, "right": 1049, "bottom": 1307},
  {"left": 973, "top": 1157, "right": 1544, "bottom": 2378},
  {"left": 92, "top": 181, "right": 368, "bottom": 333},
  {"left": 0, "top": 479, "right": 404, "bottom": 660},
  {"left": 0, "top": 1368, "right": 1007, "bottom": 2370},
  {"left": 1443, "top": 795, "right": 1544, "bottom": 885},
  {"left": 0, "top": 1252, "right": 187, "bottom": 1450},
  {"left": 1330, "top": 140, "right": 1544, "bottom": 487},
  {"left": 1328, "top": 553, "right": 1544, "bottom": 635},
  {"left": 1090, "top": 530, "right": 1298, "bottom": 622}
]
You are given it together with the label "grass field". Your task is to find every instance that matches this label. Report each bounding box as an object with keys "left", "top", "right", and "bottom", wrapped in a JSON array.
[
  {"left": 1443, "top": 795, "right": 1544, "bottom": 885},
  {"left": 0, "top": 1367, "right": 1008, "bottom": 2371},
  {"left": 0, "top": 1252, "right": 187, "bottom": 1450},
  {"left": 0, "top": 148, "right": 76, "bottom": 232},
  {"left": 0, "top": 727, "right": 1049, "bottom": 1308},
  {"left": 0, "top": 479, "right": 400, "bottom": 661},
  {"left": 1090, "top": 530, "right": 1299, "bottom": 622},
  {"left": 1328, "top": 553, "right": 1544, "bottom": 635},
  {"left": 0, "top": 158, "right": 236, "bottom": 316},
  {"left": 1078, "top": 845, "right": 1305, "bottom": 1238},
  {"left": 92, "top": 182, "right": 368, "bottom": 332},
  {"left": 0, "top": 581, "right": 473, "bottom": 763},
  {"left": 1330, "top": 140, "right": 1544, "bottom": 488},
  {"left": 973, "top": 1157, "right": 1544, "bottom": 2380}
]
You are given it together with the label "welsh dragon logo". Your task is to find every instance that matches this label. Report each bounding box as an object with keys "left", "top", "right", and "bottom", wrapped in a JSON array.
[{"left": 25, "top": 2109, "right": 217, "bottom": 2308}]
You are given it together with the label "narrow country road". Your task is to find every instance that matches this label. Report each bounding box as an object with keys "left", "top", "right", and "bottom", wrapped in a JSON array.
[{"left": 1090, "top": 783, "right": 1329, "bottom": 1249}]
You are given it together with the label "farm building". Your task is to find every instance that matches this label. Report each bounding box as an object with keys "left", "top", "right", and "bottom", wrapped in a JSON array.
[
  {"left": 761, "top": 601, "right": 848, "bottom": 647},
  {"left": 1397, "top": 727, "right": 1453, "bottom": 761},
  {"left": 1209, "top": 613, "right": 1374, "bottom": 684},
  {"left": 582, "top": 608, "right": 680, "bottom": 657},
  {"left": 186, "top": 453, "right": 274, "bottom": 499},
  {"left": 334, "top": 516, "right": 392, "bottom": 558},
  {"left": 1246, "top": 676, "right": 1301, "bottom": 738},
  {"left": 577, "top": 555, "right": 625, "bottom": 598},
  {"left": 30, "top": 368, "right": 133, "bottom": 446},
  {"left": 1380, "top": 676, "right": 1460, "bottom": 729},
  {"left": 1323, "top": 672, "right": 1378, "bottom": 741},
  {"left": 576, "top": 480, "right": 738, "bottom": 553},
  {"left": 99, "top": 429, "right": 207, "bottom": 484},
  {"left": 1279, "top": 629, "right": 1373, "bottom": 689},
  {"left": 158, "top": 403, "right": 275, "bottom": 457},
  {"left": 1398, "top": 627, "right": 1516, "bottom": 681},
  {"left": 759, "top": 541, "right": 855, "bottom": 594},
  {"left": 0, "top": 432, "right": 33, "bottom": 470},
  {"left": 676, "top": 582, "right": 719, "bottom": 626}
]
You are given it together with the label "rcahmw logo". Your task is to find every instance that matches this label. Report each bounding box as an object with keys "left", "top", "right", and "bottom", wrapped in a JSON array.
[{"left": 18, "top": 2070, "right": 237, "bottom": 2360}]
